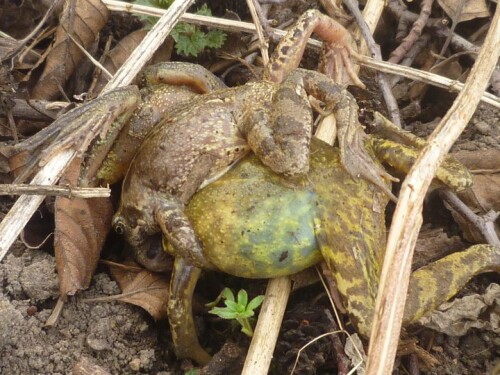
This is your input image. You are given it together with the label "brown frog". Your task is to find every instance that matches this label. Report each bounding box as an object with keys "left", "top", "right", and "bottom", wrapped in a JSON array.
[{"left": 111, "top": 9, "right": 395, "bottom": 271}]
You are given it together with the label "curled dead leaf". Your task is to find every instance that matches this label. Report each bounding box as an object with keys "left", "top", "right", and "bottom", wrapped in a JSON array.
[
  {"left": 437, "top": 0, "right": 490, "bottom": 23},
  {"left": 454, "top": 149, "right": 500, "bottom": 213},
  {"left": 109, "top": 262, "right": 170, "bottom": 321},
  {"left": 32, "top": 0, "right": 109, "bottom": 99}
]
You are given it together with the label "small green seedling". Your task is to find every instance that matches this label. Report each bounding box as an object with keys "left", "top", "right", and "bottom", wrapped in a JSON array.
[
  {"left": 133, "top": 1, "right": 226, "bottom": 57},
  {"left": 207, "top": 288, "right": 264, "bottom": 337}
]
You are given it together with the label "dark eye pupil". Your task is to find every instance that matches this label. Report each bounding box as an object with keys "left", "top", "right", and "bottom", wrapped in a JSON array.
[{"left": 115, "top": 223, "right": 124, "bottom": 235}]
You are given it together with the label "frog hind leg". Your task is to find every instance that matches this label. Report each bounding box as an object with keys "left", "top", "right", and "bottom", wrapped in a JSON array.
[
  {"left": 4, "top": 86, "right": 141, "bottom": 184},
  {"left": 370, "top": 113, "right": 473, "bottom": 191},
  {"left": 263, "top": 9, "right": 363, "bottom": 87},
  {"left": 313, "top": 204, "right": 380, "bottom": 337},
  {"left": 369, "top": 137, "right": 473, "bottom": 192},
  {"left": 168, "top": 257, "right": 211, "bottom": 364},
  {"left": 404, "top": 244, "right": 500, "bottom": 325}
]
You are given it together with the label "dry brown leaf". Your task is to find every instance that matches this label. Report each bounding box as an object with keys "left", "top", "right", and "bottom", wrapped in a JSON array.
[
  {"left": 413, "top": 227, "right": 466, "bottom": 269},
  {"left": 54, "top": 157, "right": 113, "bottom": 299},
  {"left": 93, "top": 31, "right": 173, "bottom": 95},
  {"left": 453, "top": 149, "right": 500, "bottom": 213},
  {"left": 31, "top": 0, "right": 109, "bottom": 99},
  {"left": 110, "top": 262, "right": 170, "bottom": 320},
  {"left": 437, "top": 0, "right": 490, "bottom": 22}
]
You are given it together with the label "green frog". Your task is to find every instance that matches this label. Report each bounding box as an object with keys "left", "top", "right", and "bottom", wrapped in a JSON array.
[
  {"left": 135, "top": 116, "right": 499, "bottom": 365},
  {"left": 111, "top": 9, "right": 396, "bottom": 271}
]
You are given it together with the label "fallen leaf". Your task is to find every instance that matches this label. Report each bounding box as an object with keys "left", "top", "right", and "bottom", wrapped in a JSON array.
[
  {"left": 54, "top": 157, "right": 113, "bottom": 299},
  {"left": 419, "top": 283, "right": 500, "bottom": 336},
  {"left": 437, "top": 0, "right": 490, "bottom": 23},
  {"left": 110, "top": 262, "right": 170, "bottom": 320},
  {"left": 31, "top": 0, "right": 109, "bottom": 99},
  {"left": 454, "top": 149, "right": 500, "bottom": 213}
]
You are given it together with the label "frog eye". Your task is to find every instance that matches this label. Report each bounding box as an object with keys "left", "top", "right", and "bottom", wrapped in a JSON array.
[{"left": 113, "top": 219, "right": 126, "bottom": 235}]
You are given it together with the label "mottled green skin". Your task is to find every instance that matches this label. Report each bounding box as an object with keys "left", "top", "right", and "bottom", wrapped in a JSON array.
[{"left": 182, "top": 136, "right": 499, "bottom": 340}]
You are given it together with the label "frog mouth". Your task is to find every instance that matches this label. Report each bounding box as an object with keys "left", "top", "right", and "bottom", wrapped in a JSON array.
[{"left": 132, "top": 234, "right": 173, "bottom": 273}]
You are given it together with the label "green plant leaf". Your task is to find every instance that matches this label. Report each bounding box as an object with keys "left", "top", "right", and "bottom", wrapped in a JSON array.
[
  {"left": 224, "top": 299, "right": 241, "bottom": 312},
  {"left": 221, "top": 287, "right": 235, "bottom": 302},
  {"left": 209, "top": 307, "right": 239, "bottom": 320},
  {"left": 247, "top": 295, "right": 265, "bottom": 311},
  {"left": 237, "top": 289, "right": 248, "bottom": 307},
  {"left": 204, "top": 30, "right": 226, "bottom": 49}
]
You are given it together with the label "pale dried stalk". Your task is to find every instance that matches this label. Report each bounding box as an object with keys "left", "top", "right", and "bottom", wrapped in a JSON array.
[
  {"left": 242, "top": 277, "right": 291, "bottom": 375},
  {"left": 0, "top": 0, "right": 194, "bottom": 263},
  {"left": 246, "top": 0, "right": 270, "bottom": 65},
  {"left": 355, "top": 0, "right": 385, "bottom": 55},
  {"left": 366, "top": 6, "right": 500, "bottom": 375},
  {"left": 357, "top": 54, "right": 500, "bottom": 108},
  {"left": 0, "top": 184, "right": 110, "bottom": 198}
]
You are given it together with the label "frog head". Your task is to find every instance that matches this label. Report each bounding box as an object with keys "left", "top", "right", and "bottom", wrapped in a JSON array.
[{"left": 112, "top": 203, "right": 154, "bottom": 252}]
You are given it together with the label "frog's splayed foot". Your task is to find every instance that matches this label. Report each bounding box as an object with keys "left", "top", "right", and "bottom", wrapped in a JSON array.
[
  {"left": 264, "top": 9, "right": 364, "bottom": 88},
  {"left": 339, "top": 123, "right": 399, "bottom": 202},
  {"left": 333, "top": 92, "right": 399, "bottom": 202},
  {"left": 1, "top": 86, "right": 141, "bottom": 184}
]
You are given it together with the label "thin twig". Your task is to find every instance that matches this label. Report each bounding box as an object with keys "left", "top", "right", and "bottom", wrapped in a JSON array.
[
  {"left": 103, "top": 0, "right": 500, "bottom": 107},
  {"left": 246, "top": 0, "right": 270, "bottom": 65},
  {"left": 0, "top": 184, "right": 110, "bottom": 198},
  {"left": 343, "top": 0, "right": 402, "bottom": 126},
  {"left": 439, "top": 190, "right": 500, "bottom": 246},
  {"left": 388, "top": 0, "right": 433, "bottom": 64},
  {"left": 366, "top": 6, "right": 500, "bottom": 374},
  {"left": 357, "top": 54, "right": 500, "bottom": 108}
]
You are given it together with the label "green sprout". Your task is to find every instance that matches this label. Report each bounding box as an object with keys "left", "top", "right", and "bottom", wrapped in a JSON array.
[
  {"left": 207, "top": 288, "right": 265, "bottom": 337},
  {"left": 133, "top": 1, "right": 226, "bottom": 57}
]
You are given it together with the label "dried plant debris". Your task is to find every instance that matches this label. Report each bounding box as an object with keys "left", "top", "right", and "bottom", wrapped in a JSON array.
[
  {"left": 109, "top": 262, "right": 170, "bottom": 320},
  {"left": 55, "top": 158, "right": 113, "bottom": 299},
  {"left": 419, "top": 283, "right": 499, "bottom": 336},
  {"left": 437, "top": 0, "right": 490, "bottom": 23},
  {"left": 31, "top": 0, "right": 110, "bottom": 99}
]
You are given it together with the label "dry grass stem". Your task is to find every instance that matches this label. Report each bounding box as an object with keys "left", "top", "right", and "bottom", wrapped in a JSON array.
[
  {"left": 242, "top": 277, "right": 292, "bottom": 375},
  {"left": 0, "top": 184, "right": 110, "bottom": 198}
]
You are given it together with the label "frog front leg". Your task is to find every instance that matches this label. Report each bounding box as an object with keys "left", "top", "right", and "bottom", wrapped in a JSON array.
[
  {"left": 155, "top": 199, "right": 214, "bottom": 269},
  {"left": 241, "top": 73, "right": 313, "bottom": 175},
  {"left": 167, "top": 257, "right": 211, "bottom": 364}
]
